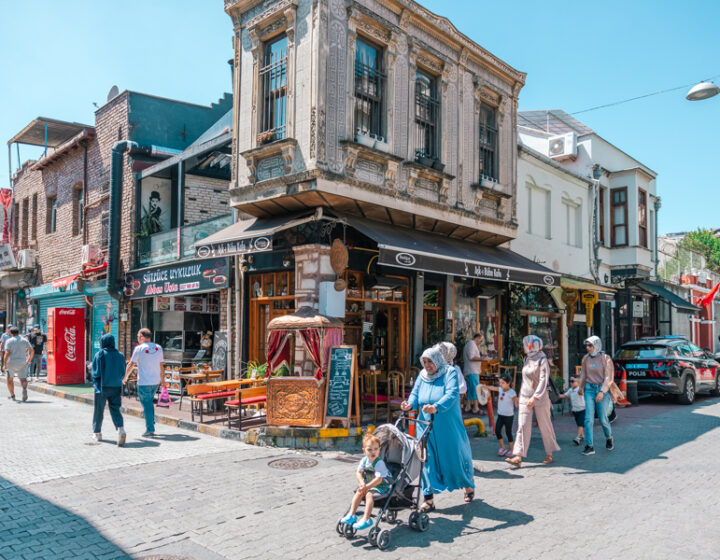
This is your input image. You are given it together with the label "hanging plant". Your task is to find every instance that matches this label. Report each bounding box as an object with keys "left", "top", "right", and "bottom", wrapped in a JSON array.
[{"left": 506, "top": 284, "right": 525, "bottom": 366}]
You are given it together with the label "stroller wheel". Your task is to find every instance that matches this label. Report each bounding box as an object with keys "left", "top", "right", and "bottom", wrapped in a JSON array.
[
  {"left": 336, "top": 520, "right": 345, "bottom": 535},
  {"left": 343, "top": 523, "right": 357, "bottom": 538},
  {"left": 386, "top": 510, "right": 397, "bottom": 523},
  {"left": 408, "top": 511, "right": 419, "bottom": 531},
  {"left": 368, "top": 526, "right": 380, "bottom": 546},
  {"left": 376, "top": 529, "right": 391, "bottom": 551},
  {"left": 417, "top": 512, "right": 430, "bottom": 532}
]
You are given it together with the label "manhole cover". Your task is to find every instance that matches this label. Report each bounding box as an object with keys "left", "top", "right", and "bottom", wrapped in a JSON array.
[{"left": 268, "top": 457, "right": 318, "bottom": 470}]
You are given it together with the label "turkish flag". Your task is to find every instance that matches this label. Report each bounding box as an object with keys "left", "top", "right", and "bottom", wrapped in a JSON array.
[{"left": 697, "top": 281, "right": 720, "bottom": 308}]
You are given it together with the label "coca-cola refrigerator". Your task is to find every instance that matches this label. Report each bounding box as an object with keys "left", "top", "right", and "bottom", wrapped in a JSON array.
[{"left": 47, "top": 307, "right": 85, "bottom": 385}]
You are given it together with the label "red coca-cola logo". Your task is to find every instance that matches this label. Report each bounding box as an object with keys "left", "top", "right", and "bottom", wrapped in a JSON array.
[{"left": 64, "top": 326, "right": 77, "bottom": 362}]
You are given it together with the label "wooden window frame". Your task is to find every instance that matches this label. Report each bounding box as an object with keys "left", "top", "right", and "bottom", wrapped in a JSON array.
[
  {"left": 248, "top": 271, "right": 296, "bottom": 364},
  {"left": 46, "top": 196, "right": 57, "bottom": 235},
  {"left": 31, "top": 194, "right": 38, "bottom": 242},
  {"left": 21, "top": 198, "right": 29, "bottom": 248},
  {"left": 610, "top": 187, "right": 628, "bottom": 247},
  {"left": 638, "top": 188, "right": 648, "bottom": 248}
]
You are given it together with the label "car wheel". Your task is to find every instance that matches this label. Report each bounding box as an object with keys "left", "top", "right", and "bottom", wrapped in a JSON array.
[
  {"left": 710, "top": 373, "right": 720, "bottom": 397},
  {"left": 677, "top": 374, "right": 695, "bottom": 405}
]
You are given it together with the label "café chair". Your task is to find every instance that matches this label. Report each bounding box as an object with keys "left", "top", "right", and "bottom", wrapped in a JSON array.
[
  {"left": 386, "top": 370, "right": 406, "bottom": 423},
  {"left": 359, "top": 369, "right": 387, "bottom": 425}
]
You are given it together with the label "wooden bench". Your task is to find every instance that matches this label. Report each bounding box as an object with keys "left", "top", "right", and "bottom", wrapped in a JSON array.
[
  {"left": 225, "top": 386, "right": 267, "bottom": 431},
  {"left": 187, "top": 381, "right": 241, "bottom": 423}
]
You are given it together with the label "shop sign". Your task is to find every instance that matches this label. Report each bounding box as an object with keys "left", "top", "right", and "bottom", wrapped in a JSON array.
[
  {"left": 195, "top": 236, "right": 272, "bottom": 258},
  {"left": 0, "top": 244, "right": 16, "bottom": 270},
  {"left": 124, "top": 258, "right": 229, "bottom": 299},
  {"left": 380, "top": 248, "right": 559, "bottom": 288},
  {"left": 632, "top": 300, "right": 644, "bottom": 318}
]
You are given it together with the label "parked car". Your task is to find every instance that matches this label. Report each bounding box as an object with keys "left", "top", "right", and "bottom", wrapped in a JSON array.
[{"left": 613, "top": 336, "right": 720, "bottom": 405}]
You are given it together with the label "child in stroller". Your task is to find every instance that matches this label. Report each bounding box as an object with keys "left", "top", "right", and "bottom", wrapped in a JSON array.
[
  {"left": 337, "top": 415, "right": 434, "bottom": 550},
  {"left": 340, "top": 433, "right": 392, "bottom": 531}
]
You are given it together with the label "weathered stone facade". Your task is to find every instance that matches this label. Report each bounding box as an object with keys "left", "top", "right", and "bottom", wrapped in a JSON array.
[{"left": 225, "top": 0, "right": 526, "bottom": 244}]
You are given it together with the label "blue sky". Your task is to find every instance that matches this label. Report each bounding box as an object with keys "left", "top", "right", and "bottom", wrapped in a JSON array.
[{"left": 1, "top": 0, "right": 718, "bottom": 235}]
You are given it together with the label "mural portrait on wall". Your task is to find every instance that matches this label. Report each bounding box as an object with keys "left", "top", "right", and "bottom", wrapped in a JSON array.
[{"left": 140, "top": 177, "right": 172, "bottom": 234}]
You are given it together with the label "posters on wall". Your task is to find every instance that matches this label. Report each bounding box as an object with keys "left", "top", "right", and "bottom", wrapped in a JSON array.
[
  {"left": 140, "top": 177, "right": 172, "bottom": 234},
  {"left": 211, "top": 331, "right": 228, "bottom": 374}
]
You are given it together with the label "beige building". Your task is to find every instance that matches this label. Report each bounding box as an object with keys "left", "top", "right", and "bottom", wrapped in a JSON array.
[{"left": 214, "top": 0, "right": 559, "bottom": 374}]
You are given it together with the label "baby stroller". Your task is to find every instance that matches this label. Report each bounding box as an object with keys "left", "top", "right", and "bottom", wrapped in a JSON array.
[{"left": 336, "top": 414, "right": 434, "bottom": 550}]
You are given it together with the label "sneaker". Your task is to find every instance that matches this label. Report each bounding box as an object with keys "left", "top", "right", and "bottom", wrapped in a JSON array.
[
  {"left": 582, "top": 445, "right": 595, "bottom": 456},
  {"left": 7, "top": 394, "right": 15, "bottom": 401},
  {"left": 340, "top": 513, "right": 357, "bottom": 524},
  {"left": 92, "top": 433, "right": 102, "bottom": 442},
  {"left": 573, "top": 436, "right": 582, "bottom": 446},
  {"left": 117, "top": 428, "right": 126, "bottom": 447},
  {"left": 141, "top": 431, "right": 155, "bottom": 437},
  {"left": 22, "top": 387, "right": 28, "bottom": 402},
  {"left": 505, "top": 449, "right": 514, "bottom": 456},
  {"left": 353, "top": 518, "right": 373, "bottom": 531},
  {"left": 497, "top": 447, "right": 507, "bottom": 456},
  {"left": 609, "top": 409, "right": 617, "bottom": 423},
  {"left": 606, "top": 437, "right": 614, "bottom": 451}
]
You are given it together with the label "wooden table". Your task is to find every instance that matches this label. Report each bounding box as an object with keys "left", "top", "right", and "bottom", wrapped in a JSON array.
[{"left": 205, "top": 379, "right": 265, "bottom": 391}]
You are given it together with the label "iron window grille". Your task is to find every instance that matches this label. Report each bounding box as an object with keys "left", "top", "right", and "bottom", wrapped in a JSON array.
[
  {"left": 354, "top": 39, "right": 386, "bottom": 140},
  {"left": 479, "top": 103, "right": 498, "bottom": 181},
  {"left": 259, "top": 35, "right": 288, "bottom": 141},
  {"left": 414, "top": 71, "right": 439, "bottom": 161}
]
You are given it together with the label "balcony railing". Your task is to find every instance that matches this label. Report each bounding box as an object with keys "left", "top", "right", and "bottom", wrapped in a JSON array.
[{"left": 136, "top": 213, "right": 233, "bottom": 268}]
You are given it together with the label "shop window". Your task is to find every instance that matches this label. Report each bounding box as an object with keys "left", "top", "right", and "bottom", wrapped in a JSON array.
[
  {"left": 451, "top": 281, "right": 502, "bottom": 360},
  {"left": 422, "top": 285, "right": 443, "bottom": 347},
  {"left": 259, "top": 34, "right": 288, "bottom": 141},
  {"left": 355, "top": 38, "right": 386, "bottom": 140},
  {"left": 248, "top": 271, "right": 295, "bottom": 364},
  {"left": 611, "top": 187, "right": 628, "bottom": 247},
  {"left": 414, "top": 70, "right": 439, "bottom": 161},
  {"left": 343, "top": 270, "right": 408, "bottom": 372},
  {"left": 520, "top": 286, "right": 559, "bottom": 313}
]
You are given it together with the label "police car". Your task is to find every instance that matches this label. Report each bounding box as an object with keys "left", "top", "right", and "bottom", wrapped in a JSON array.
[{"left": 613, "top": 336, "right": 720, "bottom": 405}]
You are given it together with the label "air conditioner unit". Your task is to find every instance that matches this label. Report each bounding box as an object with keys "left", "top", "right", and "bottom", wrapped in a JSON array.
[
  {"left": 17, "top": 249, "right": 36, "bottom": 270},
  {"left": 81, "top": 244, "right": 104, "bottom": 267},
  {"left": 548, "top": 132, "right": 577, "bottom": 160}
]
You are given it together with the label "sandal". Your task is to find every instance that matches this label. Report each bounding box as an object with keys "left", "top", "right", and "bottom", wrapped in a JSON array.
[
  {"left": 505, "top": 455, "right": 522, "bottom": 468},
  {"left": 419, "top": 500, "right": 435, "bottom": 513},
  {"left": 464, "top": 490, "right": 474, "bottom": 503},
  {"left": 543, "top": 454, "right": 554, "bottom": 465}
]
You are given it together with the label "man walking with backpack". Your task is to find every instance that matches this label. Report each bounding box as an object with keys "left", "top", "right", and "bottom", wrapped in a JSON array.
[{"left": 91, "top": 334, "right": 127, "bottom": 445}]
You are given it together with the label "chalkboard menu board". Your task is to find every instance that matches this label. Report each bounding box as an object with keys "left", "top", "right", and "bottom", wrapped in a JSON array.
[{"left": 324, "top": 345, "right": 357, "bottom": 426}]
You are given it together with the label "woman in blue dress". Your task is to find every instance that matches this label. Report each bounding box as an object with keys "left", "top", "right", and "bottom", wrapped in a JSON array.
[{"left": 401, "top": 347, "right": 475, "bottom": 511}]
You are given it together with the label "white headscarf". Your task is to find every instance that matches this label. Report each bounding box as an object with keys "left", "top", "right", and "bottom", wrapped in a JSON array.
[
  {"left": 434, "top": 341, "right": 457, "bottom": 364},
  {"left": 419, "top": 347, "right": 448, "bottom": 382},
  {"left": 584, "top": 335, "right": 602, "bottom": 357},
  {"left": 522, "top": 335, "right": 545, "bottom": 361}
]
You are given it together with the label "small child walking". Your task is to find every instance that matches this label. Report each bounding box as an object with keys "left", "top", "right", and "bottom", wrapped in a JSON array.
[
  {"left": 341, "top": 433, "right": 391, "bottom": 531},
  {"left": 558, "top": 376, "right": 586, "bottom": 445},
  {"left": 495, "top": 373, "right": 518, "bottom": 456}
]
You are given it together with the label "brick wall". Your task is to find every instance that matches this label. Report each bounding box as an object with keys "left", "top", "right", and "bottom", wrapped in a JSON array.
[{"left": 183, "top": 175, "right": 230, "bottom": 225}]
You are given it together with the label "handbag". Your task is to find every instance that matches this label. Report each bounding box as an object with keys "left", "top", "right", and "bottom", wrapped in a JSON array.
[{"left": 608, "top": 381, "right": 622, "bottom": 404}]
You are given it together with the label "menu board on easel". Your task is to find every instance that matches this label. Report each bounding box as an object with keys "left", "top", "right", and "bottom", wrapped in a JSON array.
[{"left": 324, "top": 345, "right": 357, "bottom": 428}]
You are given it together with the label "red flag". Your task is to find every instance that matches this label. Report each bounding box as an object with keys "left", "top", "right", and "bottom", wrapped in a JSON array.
[
  {"left": 697, "top": 281, "right": 720, "bottom": 308},
  {"left": 0, "top": 188, "right": 12, "bottom": 209}
]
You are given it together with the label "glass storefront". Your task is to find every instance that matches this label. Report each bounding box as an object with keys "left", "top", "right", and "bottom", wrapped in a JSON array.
[{"left": 451, "top": 280, "right": 502, "bottom": 359}]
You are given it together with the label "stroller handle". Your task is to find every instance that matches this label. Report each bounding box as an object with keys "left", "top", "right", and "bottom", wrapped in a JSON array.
[{"left": 395, "top": 412, "right": 434, "bottom": 429}]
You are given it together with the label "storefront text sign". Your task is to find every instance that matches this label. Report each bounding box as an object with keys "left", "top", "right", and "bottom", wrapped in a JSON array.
[
  {"left": 195, "top": 236, "right": 272, "bottom": 258},
  {"left": 124, "top": 258, "right": 229, "bottom": 299},
  {"left": 380, "top": 248, "right": 559, "bottom": 287}
]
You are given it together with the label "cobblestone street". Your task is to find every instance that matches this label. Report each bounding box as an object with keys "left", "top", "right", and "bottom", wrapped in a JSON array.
[{"left": 1, "top": 382, "right": 719, "bottom": 559}]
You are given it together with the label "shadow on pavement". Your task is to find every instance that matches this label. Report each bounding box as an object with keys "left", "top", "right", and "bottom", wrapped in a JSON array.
[
  {"left": 0, "top": 476, "right": 130, "bottom": 559},
  {"left": 497, "top": 395, "right": 720, "bottom": 475},
  {"left": 474, "top": 467, "right": 523, "bottom": 480},
  {"left": 121, "top": 439, "right": 161, "bottom": 448},
  {"left": 150, "top": 433, "right": 200, "bottom": 442}
]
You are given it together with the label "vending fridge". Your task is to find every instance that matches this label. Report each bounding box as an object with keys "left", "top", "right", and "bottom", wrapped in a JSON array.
[{"left": 47, "top": 307, "right": 85, "bottom": 385}]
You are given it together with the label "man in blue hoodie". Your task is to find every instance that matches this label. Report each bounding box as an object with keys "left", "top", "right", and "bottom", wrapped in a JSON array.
[{"left": 91, "top": 334, "right": 127, "bottom": 446}]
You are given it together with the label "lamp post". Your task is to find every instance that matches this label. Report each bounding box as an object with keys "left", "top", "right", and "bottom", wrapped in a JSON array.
[{"left": 686, "top": 81, "right": 720, "bottom": 101}]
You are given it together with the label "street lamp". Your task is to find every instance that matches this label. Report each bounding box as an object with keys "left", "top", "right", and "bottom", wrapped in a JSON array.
[{"left": 686, "top": 81, "right": 720, "bottom": 101}]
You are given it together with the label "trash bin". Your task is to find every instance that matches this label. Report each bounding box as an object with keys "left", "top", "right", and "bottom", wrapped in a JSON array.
[{"left": 626, "top": 380, "right": 639, "bottom": 405}]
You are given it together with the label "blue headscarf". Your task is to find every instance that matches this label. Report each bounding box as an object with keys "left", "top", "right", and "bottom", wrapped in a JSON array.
[{"left": 419, "top": 347, "right": 448, "bottom": 382}]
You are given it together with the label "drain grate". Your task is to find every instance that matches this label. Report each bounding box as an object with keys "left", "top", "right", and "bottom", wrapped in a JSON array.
[{"left": 268, "top": 457, "right": 318, "bottom": 470}]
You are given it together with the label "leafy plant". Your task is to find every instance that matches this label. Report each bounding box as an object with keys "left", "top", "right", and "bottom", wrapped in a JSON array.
[
  {"left": 506, "top": 284, "right": 525, "bottom": 364},
  {"left": 681, "top": 229, "right": 720, "bottom": 273},
  {"left": 245, "top": 361, "right": 268, "bottom": 378}
]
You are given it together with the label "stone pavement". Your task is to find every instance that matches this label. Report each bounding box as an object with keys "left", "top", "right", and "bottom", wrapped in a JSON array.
[{"left": 1, "top": 380, "right": 719, "bottom": 560}]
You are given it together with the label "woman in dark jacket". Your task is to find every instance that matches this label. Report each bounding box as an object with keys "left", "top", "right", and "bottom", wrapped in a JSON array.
[{"left": 91, "top": 334, "right": 126, "bottom": 446}]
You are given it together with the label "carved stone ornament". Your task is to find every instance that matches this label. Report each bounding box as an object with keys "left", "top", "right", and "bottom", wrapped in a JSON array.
[
  {"left": 241, "top": 138, "right": 298, "bottom": 183},
  {"left": 344, "top": 145, "right": 359, "bottom": 178},
  {"left": 439, "top": 178, "right": 450, "bottom": 204},
  {"left": 385, "top": 160, "right": 399, "bottom": 192},
  {"left": 407, "top": 167, "right": 419, "bottom": 196},
  {"left": 266, "top": 377, "right": 325, "bottom": 428}
]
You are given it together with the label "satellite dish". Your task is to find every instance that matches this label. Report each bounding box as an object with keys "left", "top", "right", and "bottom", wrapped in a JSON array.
[{"left": 107, "top": 85, "right": 120, "bottom": 102}]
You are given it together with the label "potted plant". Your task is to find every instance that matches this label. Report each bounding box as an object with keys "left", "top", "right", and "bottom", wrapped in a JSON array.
[
  {"left": 415, "top": 150, "right": 434, "bottom": 168},
  {"left": 480, "top": 175, "right": 496, "bottom": 188},
  {"left": 257, "top": 131, "right": 276, "bottom": 145},
  {"left": 355, "top": 128, "right": 376, "bottom": 148}
]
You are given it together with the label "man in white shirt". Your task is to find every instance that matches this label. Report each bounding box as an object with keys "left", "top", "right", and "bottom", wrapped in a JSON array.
[
  {"left": 4, "top": 327, "right": 32, "bottom": 401},
  {"left": 462, "top": 334, "right": 486, "bottom": 413},
  {"left": 124, "top": 328, "right": 164, "bottom": 436},
  {"left": 0, "top": 324, "right": 14, "bottom": 373}
]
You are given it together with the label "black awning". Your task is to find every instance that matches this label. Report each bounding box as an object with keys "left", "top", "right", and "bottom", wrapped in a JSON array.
[
  {"left": 637, "top": 281, "right": 701, "bottom": 314},
  {"left": 344, "top": 216, "right": 560, "bottom": 287}
]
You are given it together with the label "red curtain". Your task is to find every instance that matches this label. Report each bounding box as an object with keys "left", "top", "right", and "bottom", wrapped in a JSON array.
[
  {"left": 266, "top": 329, "right": 292, "bottom": 377},
  {"left": 323, "top": 328, "right": 343, "bottom": 370}
]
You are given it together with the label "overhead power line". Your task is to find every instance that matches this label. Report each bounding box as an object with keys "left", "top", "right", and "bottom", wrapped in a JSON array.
[{"left": 571, "top": 74, "right": 720, "bottom": 115}]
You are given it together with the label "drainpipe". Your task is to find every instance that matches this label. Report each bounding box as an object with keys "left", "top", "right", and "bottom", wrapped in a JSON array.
[{"left": 653, "top": 197, "right": 662, "bottom": 278}]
